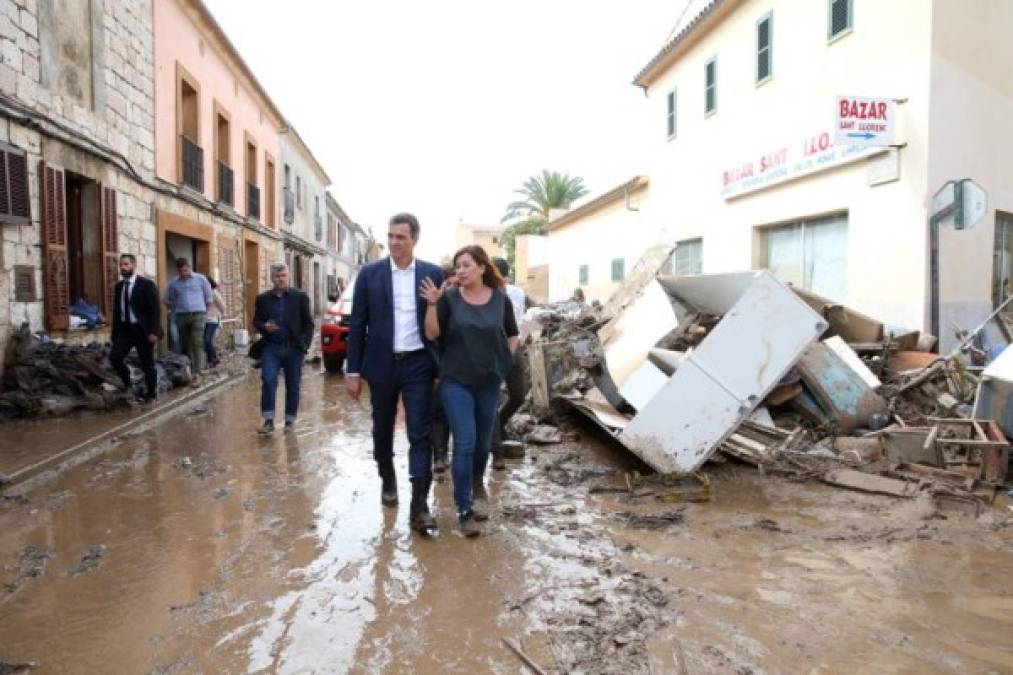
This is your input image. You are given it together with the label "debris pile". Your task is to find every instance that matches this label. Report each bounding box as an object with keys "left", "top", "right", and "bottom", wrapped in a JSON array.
[
  {"left": 0, "top": 324, "right": 193, "bottom": 419},
  {"left": 520, "top": 247, "right": 1012, "bottom": 512}
]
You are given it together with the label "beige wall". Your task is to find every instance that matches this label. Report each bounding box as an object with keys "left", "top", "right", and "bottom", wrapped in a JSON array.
[
  {"left": 928, "top": 0, "right": 1013, "bottom": 349},
  {"left": 154, "top": 0, "right": 282, "bottom": 222},
  {"left": 515, "top": 234, "right": 549, "bottom": 303},
  {"left": 547, "top": 185, "right": 652, "bottom": 304},
  {"left": 453, "top": 224, "right": 505, "bottom": 260}
]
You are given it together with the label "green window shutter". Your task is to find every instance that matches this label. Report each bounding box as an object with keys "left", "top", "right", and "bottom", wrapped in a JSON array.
[
  {"left": 611, "top": 258, "right": 625, "bottom": 282},
  {"left": 666, "top": 89, "right": 677, "bottom": 137},
  {"left": 757, "top": 14, "right": 772, "bottom": 81},
  {"left": 705, "top": 58, "right": 717, "bottom": 114},
  {"left": 829, "top": 0, "right": 852, "bottom": 39}
]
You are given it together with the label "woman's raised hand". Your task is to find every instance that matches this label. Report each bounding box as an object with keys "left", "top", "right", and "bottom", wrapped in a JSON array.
[{"left": 420, "top": 277, "right": 446, "bottom": 306}]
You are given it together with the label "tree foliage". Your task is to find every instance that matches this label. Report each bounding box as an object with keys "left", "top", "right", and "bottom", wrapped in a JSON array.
[{"left": 500, "top": 170, "right": 588, "bottom": 270}]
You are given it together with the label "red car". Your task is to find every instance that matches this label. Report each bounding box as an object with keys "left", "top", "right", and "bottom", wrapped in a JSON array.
[{"left": 321, "top": 278, "right": 354, "bottom": 373}]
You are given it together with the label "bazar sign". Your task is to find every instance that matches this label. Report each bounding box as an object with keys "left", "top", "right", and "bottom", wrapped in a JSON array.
[
  {"left": 835, "top": 95, "right": 895, "bottom": 147},
  {"left": 721, "top": 131, "right": 883, "bottom": 199}
]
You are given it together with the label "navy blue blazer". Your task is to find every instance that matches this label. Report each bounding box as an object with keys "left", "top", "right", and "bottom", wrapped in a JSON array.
[{"left": 346, "top": 257, "right": 444, "bottom": 383}]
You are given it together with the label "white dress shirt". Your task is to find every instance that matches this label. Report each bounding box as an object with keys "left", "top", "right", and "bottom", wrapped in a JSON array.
[
  {"left": 121, "top": 274, "right": 138, "bottom": 324},
  {"left": 505, "top": 283, "right": 528, "bottom": 341},
  {"left": 391, "top": 258, "right": 423, "bottom": 352}
]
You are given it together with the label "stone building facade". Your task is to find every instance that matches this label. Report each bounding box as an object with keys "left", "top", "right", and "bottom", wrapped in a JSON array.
[
  {"left": 0, "top": 0, "right": 161, "bottom": 372},
  {"left": 0, "top": 0, "right": 291, "bottom": 380}
]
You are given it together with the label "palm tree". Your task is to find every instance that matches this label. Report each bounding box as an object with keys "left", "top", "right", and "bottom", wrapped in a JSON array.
[
  {"left": 500, "top": 171, "right": 588, "bottom": 270},
  {"left": 501, "top": 170, "right": 589, "bottom": 224}
]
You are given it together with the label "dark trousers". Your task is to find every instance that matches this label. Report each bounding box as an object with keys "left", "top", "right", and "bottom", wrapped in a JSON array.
[
  {"left": 432, "top": 386, "right": 450, "bottom": 455},
  {"left": 493, "top": 345, "right": 528, "bottom": 449},
  {"left": 204, "top": 321, "right": 220, "bottom": 365},
  {"left": 260, "top": 342, "right": 304, "bottom": 422},
  {"left": 367, "top": 351, "right": 435, "bottom": 483},
  {"left": 109, "top": 324, "right": 157, "bottom": 397}
]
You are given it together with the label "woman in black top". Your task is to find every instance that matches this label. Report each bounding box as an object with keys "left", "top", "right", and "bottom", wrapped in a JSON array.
[{"left": 421, "top": 245, "right": 519, "bottom": 537}]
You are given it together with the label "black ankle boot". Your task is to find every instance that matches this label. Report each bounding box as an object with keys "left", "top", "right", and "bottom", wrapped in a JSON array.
[
  {"left": 409, "top": 478, "right": 437, "bottom": 534},
  {"left": 378, "top": 461, "right": 397, "bottom": 507},
  {"left": 433, "top": 448, "right": 448, "bottom": 474}
]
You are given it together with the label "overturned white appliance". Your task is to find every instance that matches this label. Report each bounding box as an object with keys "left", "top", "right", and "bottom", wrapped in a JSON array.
[{"left": 573, "top": 270, "right": 827, "bottom": 474}]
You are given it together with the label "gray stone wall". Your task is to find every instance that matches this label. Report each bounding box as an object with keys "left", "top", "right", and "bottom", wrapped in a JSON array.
[{"left": 0, "top": 0, "right": 157, "bottom": 369}]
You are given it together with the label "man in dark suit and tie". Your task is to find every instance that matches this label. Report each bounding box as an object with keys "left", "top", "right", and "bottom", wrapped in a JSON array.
[
  {"left": 109, "top": 253, "right": 162, "bottom": 401},
  {"left": 346, "top": 213, "right": 444, "bottom": 534}
]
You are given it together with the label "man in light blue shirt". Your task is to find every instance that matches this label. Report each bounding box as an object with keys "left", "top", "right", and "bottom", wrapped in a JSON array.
[{"left": 164, "top": 257, "right": 213, "bottom": 383}]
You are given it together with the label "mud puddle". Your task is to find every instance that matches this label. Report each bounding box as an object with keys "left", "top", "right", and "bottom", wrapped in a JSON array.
[{"left": 2, "top": 373, "right": 1013, "bottom": 673}]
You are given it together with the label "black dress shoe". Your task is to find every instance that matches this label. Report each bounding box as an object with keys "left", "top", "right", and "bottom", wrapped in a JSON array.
[
  {"left": 381, "top": 476, "right": 398, "bottom": 507},
  {"left": 410, "top": 510, "right": 438, "bottom": 534}
]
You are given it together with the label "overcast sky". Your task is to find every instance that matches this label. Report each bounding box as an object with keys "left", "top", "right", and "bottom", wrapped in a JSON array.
[{"left": 204, "top": 0, "right": 680, "bottom": 259}]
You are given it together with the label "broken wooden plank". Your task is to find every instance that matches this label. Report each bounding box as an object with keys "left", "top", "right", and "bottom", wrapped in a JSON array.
[{"left": 823, "top": 469, "right": 919, "bottom": 497}]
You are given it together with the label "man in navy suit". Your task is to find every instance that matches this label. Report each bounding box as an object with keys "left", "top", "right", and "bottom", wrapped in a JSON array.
[{"left": 346, "top": 213, "right": 444, "bottom": 534}]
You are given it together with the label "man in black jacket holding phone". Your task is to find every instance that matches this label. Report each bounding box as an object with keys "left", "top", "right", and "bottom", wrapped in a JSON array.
[
  {"left": 253, "top": 261, "right": 314, "bottom": 434},
  {"left": 110, "top": 253, "right": 162, "bottom": 401}
]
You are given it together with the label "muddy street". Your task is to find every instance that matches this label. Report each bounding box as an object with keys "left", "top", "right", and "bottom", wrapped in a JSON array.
[{"left": 2, "top": 371, "right": 1013, "bottom": 674}]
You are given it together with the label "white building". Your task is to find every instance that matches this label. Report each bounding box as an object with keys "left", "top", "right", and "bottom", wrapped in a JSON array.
[
  {"left": 548, "top": 0, "right": 1013, "bottom": 351},
  {"left": 634, "top": 0, "right": 1013, "bottom": 352},
  {"left": 547, "top": 176, "right": 654, "bottom": 303},
  {"left": 324, "top": 191, "right": 360, "bottom": 298},
  {"left": 279, "top": 127, "right": 330, "bottom": 314}
]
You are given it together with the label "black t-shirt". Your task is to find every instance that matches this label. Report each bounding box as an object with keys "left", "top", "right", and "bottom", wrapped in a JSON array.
[{"left": 437, "top": 287, "right": 519, "bottom": 386}]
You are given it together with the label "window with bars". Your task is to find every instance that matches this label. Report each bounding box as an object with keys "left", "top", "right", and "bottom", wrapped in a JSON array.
[
  {"left": 828, "top": 0, "right": 852, "bottom": 40},
  {"left": 611, "top": 258, "right": 625, "bottom": 282},
  {"left": 579, "top": 264, "right": 589, "bottom": 286},
  {"left": 218, "top": 244, "right": 240, "bottom": 316},
  {"left": 666, "top": 89, "right": 677, "bottom": 138},
  {"left": 704, "top": 57, "right": 717, "bottom": 115},
  {"left": 757, "top": 13, "right": 772, "bottom": 82}
]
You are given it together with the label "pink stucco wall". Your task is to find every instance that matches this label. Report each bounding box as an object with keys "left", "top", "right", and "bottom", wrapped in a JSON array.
[{"left": 153, "top": 0, "right": 280, "bottom": 207}]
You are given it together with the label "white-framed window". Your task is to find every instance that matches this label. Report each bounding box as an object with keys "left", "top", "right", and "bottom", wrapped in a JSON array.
[
  {"left": 759, "top": 213, "right": 848, "bottom": 300},
  {"left": 296, "top": 175, "right": 303, "bottom": 208},
  {"left": 756, "top": 12, "right": 772, "bottom": 83},
  {"left": 828, "top": 0, "right": 853, "bottom": 40},
  {"left": 670, "top": 238, "right": 703, "bottom": 276},
  {"left": 666, "top": 88, "right": 677, "bottom": 138},
  {"left": 704, "top": 57, "right": 717, "bottom": 115},
  {"left": 611, "top": 258, "right": 625, "bottom": 282},
  {"left": 579, "top": 264, "right": 589, "bottom": 286}
]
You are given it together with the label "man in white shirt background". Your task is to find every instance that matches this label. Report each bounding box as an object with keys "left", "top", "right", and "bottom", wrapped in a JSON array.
[{"left": 490, "top": 257, "right": 531, "bottom": 470}]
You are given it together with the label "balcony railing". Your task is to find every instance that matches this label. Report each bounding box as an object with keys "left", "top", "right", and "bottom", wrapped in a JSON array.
[
  {"left": 217, "top": 161, "right": 233, "bottom": 207},
  {"left": 283, "top": 187, "right": 295, "bottom": 224},
  {"left": 247, "top": 183, "right": 260, "bottom": 221},
  {"left": 314, "top": 213, "right": 323, "bottom": 241},
  {"left": 180, "top": 135, "right": 204, "bottom": 192}
]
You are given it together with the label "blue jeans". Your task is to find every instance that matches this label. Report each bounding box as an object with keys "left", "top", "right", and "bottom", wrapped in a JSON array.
[
  {"left": 261, "top": 342, "right": 304, "bottom": 423},
  {"left": 368, "top": 351, "right": 435, "bottom": 483},
  {"left": 440, "top": 378, "right": 501, "bottom": 515},
  {"left": 204, "top": 321, "right": 220, "bottom": 365}
]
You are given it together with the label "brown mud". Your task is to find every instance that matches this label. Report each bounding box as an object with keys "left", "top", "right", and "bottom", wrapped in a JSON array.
[{"left": 1, "top": 373, "right": 1012, "bottom": 673}]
